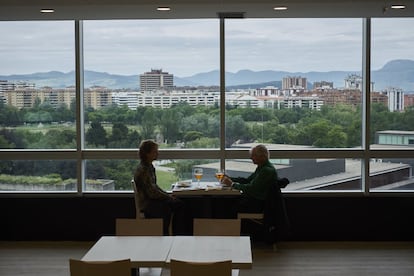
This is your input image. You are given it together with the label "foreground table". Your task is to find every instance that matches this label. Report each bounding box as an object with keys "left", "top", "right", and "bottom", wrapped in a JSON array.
[
  {"left": 167, "top": 236, "right": 252, "bottom": 269},
  {"left": 82, "top": 236, "right": 174, "bottom": 267},
  {"left": 81, "top": 236, "right": 252, "bottom": 269}
]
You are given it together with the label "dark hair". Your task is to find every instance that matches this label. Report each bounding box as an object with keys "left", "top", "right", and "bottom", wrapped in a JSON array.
[{"left": 138, "top": 140, "right": 158, "bottom": 161}]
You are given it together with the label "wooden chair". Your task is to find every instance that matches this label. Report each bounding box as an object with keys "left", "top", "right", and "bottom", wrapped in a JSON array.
[
  {"left": 193, "top": 218, "right": 241, "bottom": 236},
  {"left": 69, "top": 258, "right": 131, "bottom": 276},
  {"left": 115, "top": 218, "right": 163, "bottom": 236},
  {"left": 192, "top": 218, "right": 241, "bottom": 276},
  {"left": 170, "top": 259, "right": 232, "bottom": 276},
  {"left": 131, "top": 179, "right": 145, "bottom": 219},
  {"left": 115, "top": 218, "right": 163, "bottom": 276},
  {"left": 131, "top": 179, "right": 173, "bottom": 236},
  {"left": 237, "top": 178, "right": 290, "bottom": 251}
]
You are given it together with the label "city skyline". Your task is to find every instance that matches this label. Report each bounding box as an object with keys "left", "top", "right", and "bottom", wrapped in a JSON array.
[{"left": 1, "top": 18, "right": 414, "bottom": 76}]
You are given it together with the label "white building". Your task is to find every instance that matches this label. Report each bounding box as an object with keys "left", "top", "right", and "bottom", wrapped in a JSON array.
[{"left": 383, "top": 87, "right": 404, "bottom": 112}]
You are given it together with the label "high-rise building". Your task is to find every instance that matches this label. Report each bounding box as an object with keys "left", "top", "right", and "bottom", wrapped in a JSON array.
[
  {"left": 139, "top": 69, "right": 174, "bottom": 93},
  {"left": 282, "top": 76, "right": 307, "bottom": 91},
  {"left": 383, "top": 87, "right": 404, "bottom": 112}
]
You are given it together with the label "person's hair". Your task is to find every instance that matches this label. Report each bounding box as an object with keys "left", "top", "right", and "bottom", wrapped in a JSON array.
[
  {"left": 252, "top": 144, "right": 269, "bottom": 159},
  {"left": 138, "top": 140, "right": 158, "bottom": 161}
]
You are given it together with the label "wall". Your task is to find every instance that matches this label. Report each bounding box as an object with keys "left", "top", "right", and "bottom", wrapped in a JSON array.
[{"left": 1, "top": 196, "right": 413, "bottom": 241}]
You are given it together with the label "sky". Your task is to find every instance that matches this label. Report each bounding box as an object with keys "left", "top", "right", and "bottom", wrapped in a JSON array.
[{"left": 1, "top": 18, "right": 414, "bottom": 77}]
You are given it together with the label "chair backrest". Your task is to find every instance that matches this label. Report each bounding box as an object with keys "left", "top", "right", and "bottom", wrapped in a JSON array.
[
  {"left": 131, "top": 179, "right": 145, "bottom": 219},
  {"left": 193, "top": 218, "right": 241, "bottom": 236},
  {"left": 69, "top": 258, "right": 131, "bottom": 276},
  {"left": 170, "top": 259, "right": 232, "bottom": 276},
  {"left": 115, "top": 218, "right": 163, "bottom": 236}
]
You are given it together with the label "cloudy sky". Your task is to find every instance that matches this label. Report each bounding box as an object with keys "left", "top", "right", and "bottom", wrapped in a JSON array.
[{"left": 1, "top": 18, "right": 414, "bottom": 77}]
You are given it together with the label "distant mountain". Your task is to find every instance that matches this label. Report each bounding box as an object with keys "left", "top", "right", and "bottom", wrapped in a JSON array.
[{"left": 1, "top": 59, "right": 414, "bottom": 92}]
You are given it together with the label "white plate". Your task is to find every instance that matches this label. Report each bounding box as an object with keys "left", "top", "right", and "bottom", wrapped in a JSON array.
[{"left": 176, "top": 181, "right": 192, "bottom": 187}]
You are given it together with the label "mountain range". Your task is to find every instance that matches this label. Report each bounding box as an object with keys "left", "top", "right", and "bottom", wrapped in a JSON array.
[{"left": 1, "top": 59, "right": 414, "bottom": 92}]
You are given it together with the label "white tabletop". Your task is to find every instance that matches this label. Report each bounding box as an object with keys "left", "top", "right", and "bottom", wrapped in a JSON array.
[
  {"left": 167, "top": 236, "right": 252, "bottom": 269},
  {"left": 171, "top": 181, "right": 241, "bottom": 196},
  {"left": 82, "top": 236, "right": 174, "bottom": 267},
  {"left": 81, "top": 236, "right": 252, "bottom": 269}
]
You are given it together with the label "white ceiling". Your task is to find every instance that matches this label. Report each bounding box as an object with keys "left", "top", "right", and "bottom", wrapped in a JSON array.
[{"left": 0, "top": 0, "right": 412, "bottom": 20}]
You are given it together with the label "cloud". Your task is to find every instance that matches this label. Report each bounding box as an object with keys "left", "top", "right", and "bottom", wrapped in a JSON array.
[{"left": 1, "top": 18, "right": 414, "bottom": 76}]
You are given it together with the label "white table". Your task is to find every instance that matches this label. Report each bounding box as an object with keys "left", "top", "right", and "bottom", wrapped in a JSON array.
[
  {"left": 167, "top": 236, "right": 252, "bottom": 269},
  {"left": 82, "top": 236, "right": 174, "bottom": 267},
  {"left": 82, "top": 236, "right": 252, "bottom": 269},
  {"left": 171, "top": 181, "right": 241, "bottom": 196}
]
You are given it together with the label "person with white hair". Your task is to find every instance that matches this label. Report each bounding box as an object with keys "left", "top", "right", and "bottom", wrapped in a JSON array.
[{"left": 222, "top": 144, "right": 278, "bottom": 214}]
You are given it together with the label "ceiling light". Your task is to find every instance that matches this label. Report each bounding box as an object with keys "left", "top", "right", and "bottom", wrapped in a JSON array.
[
  {"left": 273, "top": 6, "right": 288, "bottom": 11},
  {"left": 391, "top": 5, "right": 406, "bottom": 9},
  {"left": 40, "top": 9, "right": 55, "bottom": 13},
  {"left": 157, "top": 7, "right": 171, "bottom": 11}
]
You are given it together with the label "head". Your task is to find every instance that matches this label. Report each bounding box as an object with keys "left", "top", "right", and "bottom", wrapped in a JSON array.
[
  {"left": 138, "top": 140, "right": 159, "bottom": 163},
  {"left": 249, "top": 144, "right": 269, "bottom": 166}
]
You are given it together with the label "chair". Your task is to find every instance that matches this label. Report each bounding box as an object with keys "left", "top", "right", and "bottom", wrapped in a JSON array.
[
  {"left": 116, "top": 218, "right": 163, "bottom": 236},
  {"left": 131, "top": 179, "right": 145, "bottom": 219},
  {"left": 131, "top": 179, "right": 173, "bottom": 235},
  {"left": 115, "top": 218, "right": 164, "bottom": 276},
  {"left": 237, "top": 178, "right": 290, "bottom": 251},
  {"left": 69, "top": 258, "right": 131, "bottom": 276},
  {"left": 170, "top": 259, "right": 232, "bottom": 276},
  {"left": 193, "top": 218, "right": 241, "bottom": 236}
]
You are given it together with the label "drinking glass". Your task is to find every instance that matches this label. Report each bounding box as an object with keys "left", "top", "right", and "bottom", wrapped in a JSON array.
[
  {"left": 193, "top": 168, "right": 203, "bottom": 187},
  {"left": 215, "top": 169, "right": 224, "bottom": 185}
]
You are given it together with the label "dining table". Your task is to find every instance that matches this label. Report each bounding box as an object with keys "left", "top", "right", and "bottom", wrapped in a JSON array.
[
  {"left": 81, "top": 235, "right": 252, "bottom": 269},
  {"left": 170, "top": 180, "right": 241, "bottom": 196}
]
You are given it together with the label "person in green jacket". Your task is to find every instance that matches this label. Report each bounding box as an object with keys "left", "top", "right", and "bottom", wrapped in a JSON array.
[{"left": 222, "top": 144, "right": 278, "bottom": 214}]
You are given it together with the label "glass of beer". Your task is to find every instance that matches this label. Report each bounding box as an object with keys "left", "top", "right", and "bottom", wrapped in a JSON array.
[
  {"left": 215, "top": 169, "right": 224, "bottom": 185},
  {"left": 193, "top": 168, "right": 203, "bottom": 187}
]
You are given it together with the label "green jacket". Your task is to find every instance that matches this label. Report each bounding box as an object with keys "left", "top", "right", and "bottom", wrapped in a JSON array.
[{"left": 231, "top": 160, "right": 278, "bottom": 201}]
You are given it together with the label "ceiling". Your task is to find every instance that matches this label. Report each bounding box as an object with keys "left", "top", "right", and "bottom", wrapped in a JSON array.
[{"left": 0, "top": 0, "right": 412, "bottom": 20}]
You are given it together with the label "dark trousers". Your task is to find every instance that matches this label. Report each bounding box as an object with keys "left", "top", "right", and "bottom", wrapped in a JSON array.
[{"left": 144, "top": 198, "right": 186, "bottom": 235}]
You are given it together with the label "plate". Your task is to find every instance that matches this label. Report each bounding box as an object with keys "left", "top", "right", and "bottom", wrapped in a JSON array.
[{"left": 176, "top": 180, "right": 192, "bottom": 188}]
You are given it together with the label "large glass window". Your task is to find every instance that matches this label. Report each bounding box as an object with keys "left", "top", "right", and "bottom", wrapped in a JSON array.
[
  {"left": 83, "top": 20, "right": 220, "bottom": 149},
  {"left": 1, "top": 18, "right": 413, "bottom": 194},
  {"left": 0, "top": 21, "right": 76, "bottom": 192},
  {"left": 370, "top": 18, "right": 414, "bottom": 191},
  {"left": 225, "top": 19, "right": 363, "bottom": 149},
  {"left": 0, "top": 21, "right": 76, "bottom": 150}
]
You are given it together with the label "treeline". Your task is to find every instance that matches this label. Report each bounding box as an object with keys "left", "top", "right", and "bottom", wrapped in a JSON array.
[{"left": 2, "top": 100, "right": 414, "bottom": 189}]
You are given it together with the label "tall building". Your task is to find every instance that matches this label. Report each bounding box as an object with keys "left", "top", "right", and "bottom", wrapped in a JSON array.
[
  {"left": 282, "top": 76, "right": 307, "bottom": 91},
  {"left": 383, "top": 87, "right": 404, "bottom": 112},
  {"left": 139, "top": 69, "right": 174, "bottom": 93}
]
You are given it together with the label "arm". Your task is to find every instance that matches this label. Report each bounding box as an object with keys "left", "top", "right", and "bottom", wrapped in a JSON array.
[{"left": 232, "top": 166, "right": 277, "bottom": 201}]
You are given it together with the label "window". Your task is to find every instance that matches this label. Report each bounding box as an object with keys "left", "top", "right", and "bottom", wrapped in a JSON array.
[
  {"left": 83, "top": 20, "right": 220, "bottom": 149},
  {"left": 1, "top": 18, "right": 413, "bottom": 194},
  {"left": 370, "top": 18, "right": 414, "bottom": 191}
]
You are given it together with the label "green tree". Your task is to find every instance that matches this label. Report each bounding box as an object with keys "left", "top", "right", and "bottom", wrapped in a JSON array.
[
  {"left": 86, "top": 121, "right": 107, "bottom": 147},
  {"left": 141, "top": 108, "right": 158, "bottom": 139}
]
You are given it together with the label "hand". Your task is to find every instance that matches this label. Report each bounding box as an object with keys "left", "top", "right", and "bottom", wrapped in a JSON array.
[{"left": 221, "top": 176, "right": 233, "bottom": 186}]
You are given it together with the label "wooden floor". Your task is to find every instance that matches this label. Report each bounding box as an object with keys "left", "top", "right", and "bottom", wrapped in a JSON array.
[{"left": 1, "top": 241, "right": 414, "bottom": 276}]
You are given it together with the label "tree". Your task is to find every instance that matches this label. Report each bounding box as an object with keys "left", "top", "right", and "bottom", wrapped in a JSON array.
[
  {"left": 86, "top": 121, "right": 107, "bottom": 147},
  {"left": 141, "top": 108, "right": 158, "bottom": 139},
  {"left": 226, "top": 115, "right": 250, "bottom": 147}
]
